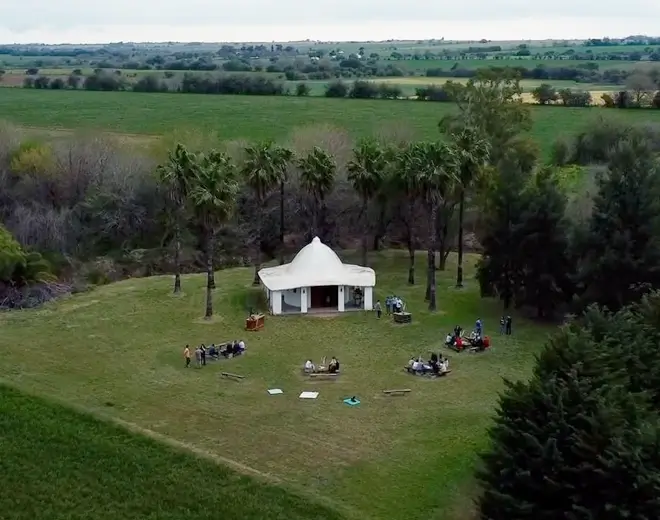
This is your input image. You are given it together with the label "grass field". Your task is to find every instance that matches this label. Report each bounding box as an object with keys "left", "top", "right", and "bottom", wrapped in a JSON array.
[
  {"left": 0, "top": 385, "right": 342, "bottom": 520},
  {"left": 0, "top": 251, "right": 551, "bottom": 520},
  {"left": 2, "top": 89, "right": 660, "bottom": 156}
]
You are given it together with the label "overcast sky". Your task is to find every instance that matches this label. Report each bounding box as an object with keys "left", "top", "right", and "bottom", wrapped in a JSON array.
[{"left": 2, "top": 1, "right": 659, "bottom": 44}]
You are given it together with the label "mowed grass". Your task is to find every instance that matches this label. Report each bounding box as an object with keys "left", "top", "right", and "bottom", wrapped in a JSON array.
[
  {"left": 0, "top": 385, "right": 342, "bottom": 520},
  {"left": 2, "top": 89, "right": 660, "bottom": 156},
  {"left": 0, "top": 251, "right": 551, "bottom": 520}
]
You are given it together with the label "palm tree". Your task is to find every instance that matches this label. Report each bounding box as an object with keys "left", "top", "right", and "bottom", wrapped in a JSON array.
[
  {"left": 157, "top": 143, "right": 196, "bottom": 294},
  {"left": 347, "top": 139, "right": 387, "bottom": 266},
  {"left": 447, "top": 127, "right": 490, "bottom": 289},
  {"left": 393, "top": 144, "right": 422, "bottom": 285},
  {"left": 189, "top": 150, "right": 239, "bottom": 319},
  {"left": 411, "top": 141, "right": 459, "bottom": 311},
  {"left": 242, "top": 142, "right": 293, "bottom": 285},
  {"left": 298, "top": 147, "right": 336, "bottom": 241}
]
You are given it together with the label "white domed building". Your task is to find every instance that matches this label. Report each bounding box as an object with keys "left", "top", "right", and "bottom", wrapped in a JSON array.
[{"left": 258, "top": 237, "right": 376, "bottom": 315}]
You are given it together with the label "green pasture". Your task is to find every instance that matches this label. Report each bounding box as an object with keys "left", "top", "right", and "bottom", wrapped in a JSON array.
[
  {"left": 0, "top": 385, "right": 341, "bottom": 520},
  {"left": 2, "top": 89, "right": 660, "bottom": 156},
  {"left": 0, "top": 251, "right": 548, "bottom": 520}
]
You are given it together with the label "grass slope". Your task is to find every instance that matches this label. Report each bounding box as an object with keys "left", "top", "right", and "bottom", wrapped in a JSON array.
[
  {"left": 0, "top": 251, "right": 553, "bottom": 520},
  {"left": 1, "top": 89, "right": 660, "bottom": 155},
  {"left": 0, "top": 385, "right": 342, "bottom": 520}
]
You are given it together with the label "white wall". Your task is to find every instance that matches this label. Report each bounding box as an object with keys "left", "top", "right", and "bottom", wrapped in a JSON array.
[
  {"left": 338, "top": 286, "right": 345, "bottom": 312},
  {"left": 282, "top": 288, "right": 302, "bottom": 307},
  {"left": 344, "top": 285, "right": 353, "bottom": 304},
  {"left": 272, "top": 291, "right": 282, "bottom": 315},
  {"left": 301, "top": 287, "right": 309, "bottom": 313},
  {"left": 364, "top": 286, "right": 373, "bottom": 310}
]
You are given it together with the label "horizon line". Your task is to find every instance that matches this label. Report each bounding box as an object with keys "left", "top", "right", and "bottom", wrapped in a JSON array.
[{"left": 1, "top": 34, "right": 659, "bottom": 47}]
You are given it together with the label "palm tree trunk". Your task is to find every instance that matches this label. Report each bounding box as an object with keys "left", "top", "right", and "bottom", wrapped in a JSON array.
[
  {"left": 279, "top": 180, "right": 285, "bottom": 265},
  {"left": 361, "top": 197, "right": 368, "bottom": 267},
  {"left": 407, "top": 199, "right": 415, "bottom": 285},
  {"left": 456, "top": 189, "right": 466, "bottom": 288},
  {"left": 428, "top": 203, "right": 438, "bottom": 312},
  {"left": 253, "top": 206, "right": 262, "bottom": 286},
  {"left": 204, "top": 231, "right": 214, "bottom": 319},
  {"left": 425, "top": 202, "right": 435, "bottom": 302},
  {"left": 208, "top": 232, "right": 216, "bottom": 289},
  {"left": 173, "top": 223, "right": 182, "bottom": 294}
]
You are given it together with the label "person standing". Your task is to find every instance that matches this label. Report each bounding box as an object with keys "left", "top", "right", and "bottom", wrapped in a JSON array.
[
  {"left": 375, "top": 300, "right": 382, "bottom": 319},
  {"left": 200, "top": 344, "right": 207, "bottom": 366},
  {"left": 499, "top": 316, "right": 505, "bottom": 335},
  {"left": 195, "top": 346, "right": 202, "bottom": 368},
  {"left": 475, "top": 318, "right": 483, "bottom": 337},
  {"left": 183, "top": 345, "right": 191, "bottom": 368},
  {"left": 506, "top": 315, "right": 512, "bottom": 335}
]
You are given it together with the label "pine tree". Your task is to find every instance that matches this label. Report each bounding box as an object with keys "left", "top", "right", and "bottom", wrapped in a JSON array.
[
  {"left": 576, "top": 137, "right": 660, "bottom": 311},
  {"left": 478, "top": 368, "right": 660, "bottom": 520},
  {"left": 517, "top": 168, "right": 573, "bottom": 318}
]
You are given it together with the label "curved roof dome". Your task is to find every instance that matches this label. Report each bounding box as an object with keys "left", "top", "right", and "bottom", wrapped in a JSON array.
[
  {"left": 258, "top": 236, "right": 375, "bottom": 291},
  {"left": 288, "top": 237, "right": 344, "bottom": 276}
]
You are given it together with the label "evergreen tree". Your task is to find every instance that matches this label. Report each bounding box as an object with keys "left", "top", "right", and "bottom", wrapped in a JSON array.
[
  {"left": 517, "top": 168, "right": 573, "bottom": 318},
  {"left": 576, "top": 137, "right": 660, "bottom": 311},
  {"left": 478, "top": 368, "right": 660, "bottom": 520},
  {"left": 476, "top": 139, "right": 536, "bottom": 309}
]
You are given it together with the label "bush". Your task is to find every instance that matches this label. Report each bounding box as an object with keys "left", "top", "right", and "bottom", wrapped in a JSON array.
[
  {"left": 324, "top": 80, "right": 348, "bottom": 98},
  {"left": 180, "top": 73, "right": 284, "bottom": 96},
  {"left": 133, "top": 75, "right": 169, "bottom": 93},
  {"left": 558, "top": 88, "right": 592, "bottom": 107},
  {"left": 295, "top": 82, "right": 311, "bottom": 96},
  {"left": 653, "top": 91, "right": 660, "bottom": 109},
  {"left": 415, "top": 85, "right": 451, "bottom": 102},
  {"left": 377, "top": 83, "right": 402, "bottom": 99},
  {"left": 348, "top": 80, "right": 379, "bottom": 99},
  {"left": 83, "top": 72, "right": 125, "bottom": 91}
]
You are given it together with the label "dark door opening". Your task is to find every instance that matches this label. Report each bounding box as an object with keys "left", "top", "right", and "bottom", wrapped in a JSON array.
[{"left": 310, "top": 286, "right": 338, "bottom": 309}]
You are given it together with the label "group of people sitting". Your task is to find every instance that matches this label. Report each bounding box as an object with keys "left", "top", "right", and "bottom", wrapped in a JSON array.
[
  {"left": 303, "top": 356, "right": 340, "bottom": 374},
  {"left": 208, "top": 339, "right": 246, "bottom": 359},
  {"left": 385, "top": 295, "right": 405, "bottom": 314},
  {"left": 445, "top": 321, "right": 490, "bottom": 352},
  {"left": 407, "top": 353, "right": 450, "bottom": 376}
]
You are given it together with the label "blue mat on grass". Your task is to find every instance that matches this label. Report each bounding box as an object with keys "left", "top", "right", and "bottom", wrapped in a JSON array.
[{"left": 343, "top": 397, "right": 361, "bottom": 406}]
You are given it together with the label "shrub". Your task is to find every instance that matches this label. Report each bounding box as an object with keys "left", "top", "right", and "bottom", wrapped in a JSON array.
[
  {"left": 653, "top": 91, "right": 660, "bottom": 109},
  {"left": 348, "top": 80, "right": 379, "bottom": 99},
  {"left": 295, "top": 82, "right": 311, "bottom": 96},
  {"left": 324, "top": 80, "right": 348, "bottom": 98},
  {"left": 9, "top": 141, "right": 55, "bottom": 177},
  {"left": 377, "top": 83, "right": 402, "bottom": 99}
]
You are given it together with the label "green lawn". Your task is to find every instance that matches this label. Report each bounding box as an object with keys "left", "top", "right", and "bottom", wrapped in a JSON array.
[
  {"left": 0, "top": 385, "right": 342, "bottom": 520},
  {"left": 2, "top": 89, "right": 660, "bottom": 156},
  {"left": 0, "top": 251, "right": 551, "bottom": 520}
]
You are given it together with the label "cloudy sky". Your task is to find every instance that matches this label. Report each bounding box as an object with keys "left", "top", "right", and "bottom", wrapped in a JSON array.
[{"left": 2, "top": 1, "right": 659, "bottom": 44}]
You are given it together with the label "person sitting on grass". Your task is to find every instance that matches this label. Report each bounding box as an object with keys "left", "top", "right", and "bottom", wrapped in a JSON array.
[
  {"left": 328, "top": 356, "right": 340, "bottom": 373},
  {"left": 411, "top": 357, "right": 425, "bottom": 373},
  {"left": 445, "top": 333, "right": 454, "bottom": 346},
  {"left": 222, "top": 343, "right": 233, "bottom": 358},
  {"left": 455, "top": 336, "right": 464, "bottom": 351},
  {"left": 304, "top": 359, "right": 316, "bottom": 373},
  {"left": 232, "top": 340, "right": 245, "bottom": 356}
]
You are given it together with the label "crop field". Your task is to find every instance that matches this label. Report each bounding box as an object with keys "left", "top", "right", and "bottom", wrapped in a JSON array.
[
  {"left": 0, "top": 251, "right": 549, "bottom": 520},
  {"left": 0, "top": 385, "right": 341, "bottom": 520},
  {"left": 2, "top": 89, "right": 660, "bottom": 156}
]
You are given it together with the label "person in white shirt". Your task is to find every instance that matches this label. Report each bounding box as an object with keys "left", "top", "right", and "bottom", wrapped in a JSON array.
[
  {"left": 304, "top": 359, "right": 315, "bottom": 373},
  {"left": 412, "top": 358, "right": 424, "bottom": 372},
  {"left": 445, "top": 333, "right": 453, "bottom": 345},
  {"left": 238, "top": 340, "right": 245, "bottom": 351}
]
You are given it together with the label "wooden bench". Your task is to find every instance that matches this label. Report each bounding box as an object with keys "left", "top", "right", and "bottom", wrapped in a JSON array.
[
  {"left": 383, "top": 389, "right": 411, "bottom": 396},
  {"left": 221, "top": 372, "right": 245, "bottom": 381},
  {"left": 309, "top": 372, "right": 340, "bottom": 379}
]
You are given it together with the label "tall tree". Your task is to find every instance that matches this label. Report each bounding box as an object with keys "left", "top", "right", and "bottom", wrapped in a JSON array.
[
  {"left": 410, "top": 141, "right": 458, "bottom": 311},
  {"left": 189, "top": 150, "right": 239, "bottom": 319},
  {"left": 297, "top": 147, "right": 336, "bottom": 242},
  {"left": 242, "top": 142, "right": 293, "bottom": 285},
  {"left": 347, "top": 138, "right": 387, "bottom": 266},
  {"left": 576, "top": 137, "right": 660, "bottom": 311},
  {"left": 516, "top": 168, "right": 573, "bottom": 318},
  {"left": 445, "top": 126, "right": 490, "bottom": 288},
  {"left": 476, "top": 138, "right": 537, "bottom": 310},
  {"left": 157, "top": 143, "right": 196, "bottom": 294},
  {"left": 393, "top": 144, "right": 422, "bottom": 285}
]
